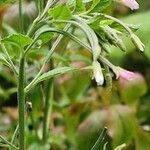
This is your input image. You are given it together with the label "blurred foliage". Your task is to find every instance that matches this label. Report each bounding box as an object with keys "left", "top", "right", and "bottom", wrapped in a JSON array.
[{"left": 0, "top": 0, "right": 150, "bottom": 150}]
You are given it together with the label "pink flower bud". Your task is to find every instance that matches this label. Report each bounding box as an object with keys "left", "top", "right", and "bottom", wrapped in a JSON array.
[
  {"left": 116, "top": 0, "right": 139, "bottom": 10},
  {"left": 113, "top": 66, "right": 135, "bottom": 80}
]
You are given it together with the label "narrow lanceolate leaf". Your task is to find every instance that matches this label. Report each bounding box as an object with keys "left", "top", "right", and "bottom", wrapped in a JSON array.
[
  {"left": 34, "top": 67, "right": 78, "bottom": 85},
  {"left": 49, "top": 4, "right": 72, "bottom": 20},
  {"left": 91, "top": 127, "right": 107, "bottom": 150},
  {"left": 1, "top": 33, "right": 33, "bottom": 48}
]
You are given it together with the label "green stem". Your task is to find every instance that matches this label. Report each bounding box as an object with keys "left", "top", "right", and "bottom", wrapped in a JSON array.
[
  {"left": 19, "top": 0, "right": 24, "bottom": 33},
  {"left": 17, "top": 55, "right": 25, "bottom": 150},
  {"left": 0, "top": 135, "right": 18, "bottom": 150},
  {"left": 42, "top": 79, "right": 53, "bottom": 143}
]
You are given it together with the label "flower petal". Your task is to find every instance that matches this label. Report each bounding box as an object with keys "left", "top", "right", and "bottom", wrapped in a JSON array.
[{"left": 122, "top": 0, "right": 139, "bottom": 10}]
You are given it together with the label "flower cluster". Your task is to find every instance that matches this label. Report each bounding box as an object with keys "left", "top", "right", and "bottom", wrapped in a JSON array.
[{"left": 93, "top": 0, "right": 143, "bottom": 85}]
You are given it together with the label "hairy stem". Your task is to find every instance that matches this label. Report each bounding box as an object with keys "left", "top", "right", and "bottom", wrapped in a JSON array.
[{"left": 17, "top": 55, "right": 25, "bottom": 150}]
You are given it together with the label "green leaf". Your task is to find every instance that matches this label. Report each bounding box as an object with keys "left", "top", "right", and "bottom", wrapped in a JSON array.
[
  {"left": 49, "top": 4, "right": 72, "bottom": 20},
  {"left": 75, "top": 0, "right": 86, "bottom": 12},
  {"left": 35, "top": 67, "right": 78, "bottom": 85},
  {"left": 76, "top": 111, "right": 107, "bottom": 150},
  {"left": 38, "top": 32, "right": 53, "bottom": 44},
  {"left": 88, "top": 0, "right": 112, "bottom": 13},
  {"left": 1, "top": 33, "right": 33, "bottom": 48},
  {"left": 110, "top": 105, "right": 138, "bottom": 148}
]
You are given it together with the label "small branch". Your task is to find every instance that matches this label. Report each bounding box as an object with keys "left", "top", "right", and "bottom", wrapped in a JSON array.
[{"left": 0, "top": 135, "right": 18, "bottom": 150}]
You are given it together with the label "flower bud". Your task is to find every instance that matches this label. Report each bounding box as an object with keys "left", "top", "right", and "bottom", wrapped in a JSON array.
[
  {"left": 130, "top": 33, "right": 145, "bottom": 52},
  {"left": 112, "top": 66, "right": 135, "bottom": 80},
  {"left": 115, "top": 0, "right": 139, "bottom": 10},
  {"left": 92, "top": 61, "right": 104, "bottom": 85},
  {"left": 103, "top": 26, "right": 126, "bottom": 52}
]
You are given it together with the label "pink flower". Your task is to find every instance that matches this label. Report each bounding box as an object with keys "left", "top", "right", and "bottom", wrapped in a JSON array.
[
  {"left": 116, "top": 0, "right": 139, "bottom": 10},
  {"left": 113, "top": 66, "right": 135, "bottom": 80}
]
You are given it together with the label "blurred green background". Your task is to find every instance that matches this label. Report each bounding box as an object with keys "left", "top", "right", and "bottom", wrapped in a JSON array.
[{"left": 0, "top": 0, "right": 150, "bottom": 149}]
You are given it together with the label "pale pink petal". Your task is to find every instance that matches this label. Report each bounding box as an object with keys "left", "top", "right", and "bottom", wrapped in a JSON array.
[
  {"left": 113, "top": 66, "right": 135, "bottom": 81},
  {"left": 122, "top": 0, "right": 139, "bottom": 10},
  {"left": 119, "top": 69, "right": 135, "bottom": 80}
]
